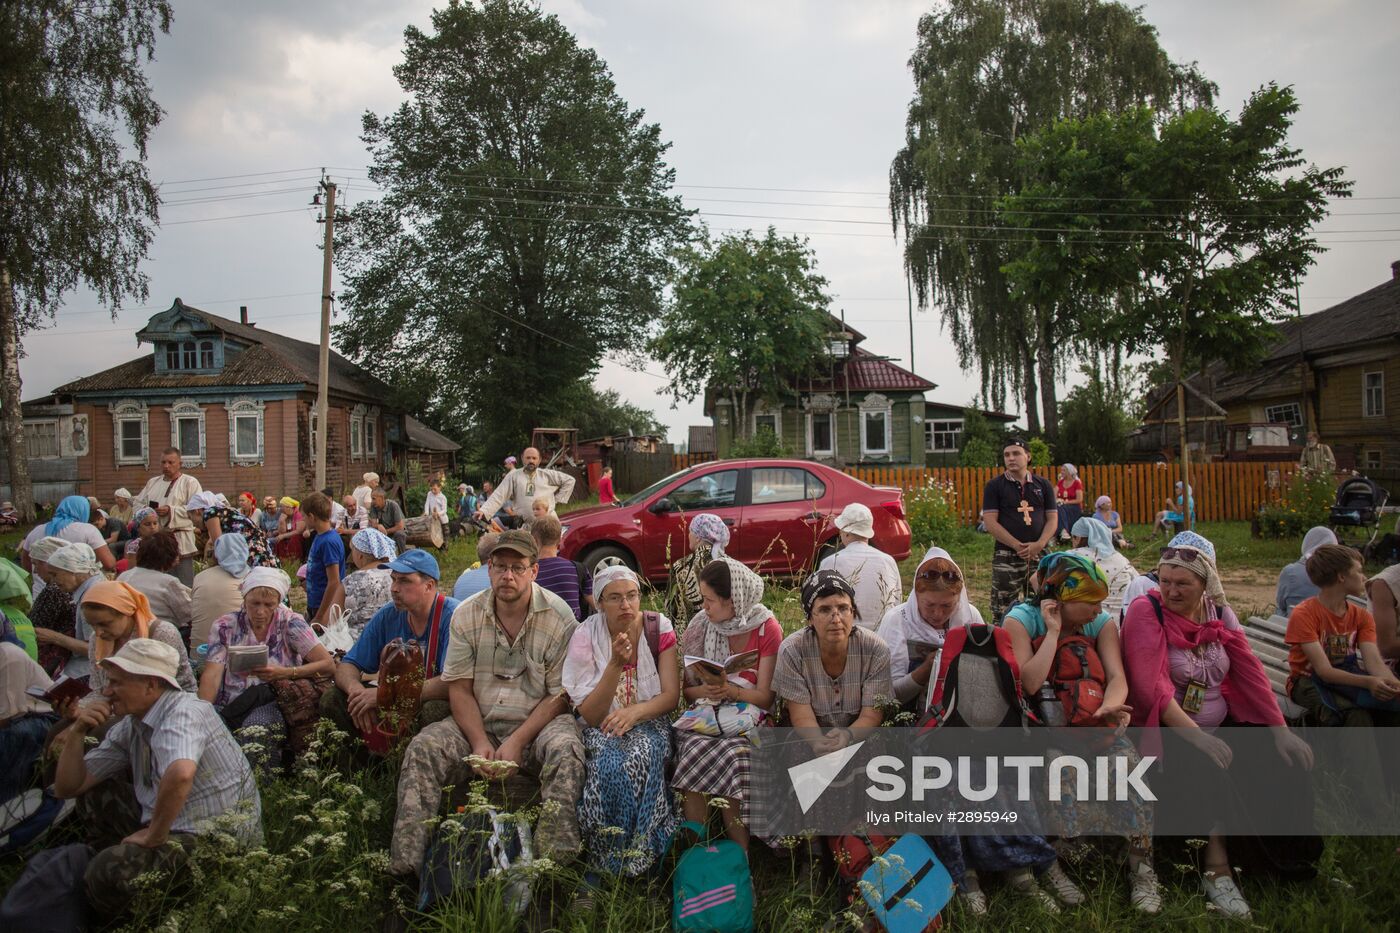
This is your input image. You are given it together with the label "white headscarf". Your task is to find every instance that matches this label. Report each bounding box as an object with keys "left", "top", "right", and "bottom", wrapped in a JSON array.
[
  {"left": 562, "top": 566, "right": 665, "bottom": 711},
  {"left": 877, "top": 546, "right": 981, "bottom": 679},
  {"left": 240, "top": 567, "right": 291, "bottom": 601},
  {"left": 1072, "top": 516, "right": 1116, "bottom": 560},
  {"left": 48, "top": 543, "right": 101, "bottom": 576},
  {"left": 1299, "top": 526, "right": 1337, "bottom": 562},
  {"left": 186, "top": 491, "right": 222, "bottom": 513},
  {"left": 28, "top": 535, "right": 71, "bottom": 564}
]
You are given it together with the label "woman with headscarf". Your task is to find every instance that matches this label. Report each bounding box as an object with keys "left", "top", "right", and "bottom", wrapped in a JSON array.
[
  {"left": 273, "top": 496, "right": 306, "bottom": 561},
  {"left": 664, "top": 512, "right": 730, "bottom": 627},
  {"left": 1005, "top": 552, "right": 1154, "bottom": 912},
  {"left": 117, "top": 531, "right": 193, "bottom": 645},
  {"left": 1121, "top": 531, "right": 1313, "bottom": 919},
  {"left": 28, "top": 536, "right": 78, "bottom": 677},
  {"left": 671, "top": 557, "right": 781, "bottom": 851},
  {"left": 1055, "top": 464, "right": 1085, "bottom": 542},
  {"left": 1154, "top": 481, "right": 1194, "bottom": 534},
  {"left": 328, "top": 528, "right": 397, "bottom": 640},
  {"left": 43, "top": 543, "right": 107, "bottom": 684},
  {"left": 199, "top": 568, "right": 332, "bottom": 763},
  {"left": 79, "top": 580, "right": 197, "bottom": 696},
  {"left": 118, "top": 507, "right": 161, "bottom": 573},
  {"left": 19, "top": 495, "right": 116, "bottom": 591},
  {"left": 1275, "top": 526, "right": 1338, "bottom": 616},
  {"left": 1070, "top": 516, "right": 1139, "bottom": 618},
  {"left": 1092, "top": 495, "right": 1129, "bottom": 548},
  {"left": 877, "top": 547, "right": 982, "bottom": 711},
  {"left": 258, "top": 496, "right": 281, "bottom": 538},
  {"left": 191, "top": 534, "right": 253, "bottom": 649},
  {"left": 187, "top": 491, "right": 278, "bottom": 569},
  {"left": 563, "top": 565, "right": 679, "bottom": 883}
]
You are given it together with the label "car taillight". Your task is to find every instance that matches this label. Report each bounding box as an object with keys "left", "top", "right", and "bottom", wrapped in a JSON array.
[{"left": 880, "top": 498, "right": 905, "bottom": 521}]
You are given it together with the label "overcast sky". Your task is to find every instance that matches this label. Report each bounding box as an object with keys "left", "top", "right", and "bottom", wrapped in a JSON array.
[{"left": 23, "top": 0, "right": 1400, "bottom": 446}]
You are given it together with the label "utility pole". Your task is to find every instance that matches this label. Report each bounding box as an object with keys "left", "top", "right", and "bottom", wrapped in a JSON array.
[
  {"left": 906, "top": 271, "right": 916, "bottom": 375},
  {"left": 313, "top": 172, "right": 336, "bottom": 491}
]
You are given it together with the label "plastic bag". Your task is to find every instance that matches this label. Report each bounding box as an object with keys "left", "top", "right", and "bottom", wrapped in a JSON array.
[{"left": 312, "top": 604, "right": 354, "bottom": 656}]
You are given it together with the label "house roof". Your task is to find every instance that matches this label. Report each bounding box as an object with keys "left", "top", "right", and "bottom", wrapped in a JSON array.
[
  {"left": 805, "top": 347, "right": 936, "bottom": 394},
  {"left": 53, "top": 299, "right": 393, "bottom": 403},
  {"left": 926, "top": 401, "right": 1019, "bottom": 422},
  {"left": 404, "top": 416, "right": 460, "bottom": 452}
]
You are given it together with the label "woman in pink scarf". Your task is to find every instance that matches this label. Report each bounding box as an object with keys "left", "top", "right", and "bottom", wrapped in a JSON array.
[{"left": 1121, "top": 532, "right": 1314, "bottom": 919}]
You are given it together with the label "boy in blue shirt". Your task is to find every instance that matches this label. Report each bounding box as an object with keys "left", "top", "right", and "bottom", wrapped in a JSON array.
[{"left": 302, "top": 492, "right": 346, "bottom": 624}]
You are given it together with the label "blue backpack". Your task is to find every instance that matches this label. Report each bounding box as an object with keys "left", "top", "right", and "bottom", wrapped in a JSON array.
[
  {"left": 671, "top": 821, "right": 754, "bottom": 933},
  {"left": 859, "top": 835, "right": 953, "bottom": 933}
]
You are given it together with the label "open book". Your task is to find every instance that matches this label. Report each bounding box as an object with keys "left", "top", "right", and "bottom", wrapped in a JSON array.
[
  {"left": 906, "top": 638, "right": 940, "bottom": 671},
  {"left": 25, "top": 674, "right": 91, "bottom": 706},
  {"left": 226, "top": 644, "right": 269, "bottom": 674},
  {"left": 684, "top": 650, "right": 760, "bottom": 687}
]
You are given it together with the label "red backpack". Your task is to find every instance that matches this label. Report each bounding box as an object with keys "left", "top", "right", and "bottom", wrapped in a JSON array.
[
  {"left": 829, "top": 831, "right": 895, "bottom": 883},
  {"left": 919, "top": 624, "right": 1035, "bottom": 731},
  {"left": 1030, "top": 632, "right": 1106, "bottom": 726}
]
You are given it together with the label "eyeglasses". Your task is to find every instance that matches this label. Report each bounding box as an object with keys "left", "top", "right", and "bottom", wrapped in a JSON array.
[
  {"left": 490, "top": 561, "right": 533, "bottom": 576},
  {"left": 601, "top": 590, "right": 642, "bottom": 606},
  {"left": 915, "top": 569, "right": 962, "bottom": 584},
  {"left": 1160, "top": 547, "right": 1205, "bottom": 563},
  {"left": 811, "top": 603, "right": 855, "bottom": 620}
]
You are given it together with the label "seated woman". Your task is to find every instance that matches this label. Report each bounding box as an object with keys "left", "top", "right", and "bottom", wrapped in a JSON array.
[
  {"left": 1005, "top": 552, "right": 1155, "bottom": 913},
  {"left": 40, "top": 543, "right": 108, "bottom": 684},
  {"left": 118, "top": 507, "right": 160, "bottom": 574},
  {"left": 258, "top": 496, "right": 281, "bottom": 539},
  {"left": 27, "top": 535, "right": 77, "bottom": 678},
  {"left": 1122, "top": 531, "right": 1313, "bottom": 920},
  {"left": 273, "top": 497, "right": 306, "bottom": 562},
  {"left": 1275, "top": 526, "right": 1337, "bottom": 616},
  {"left": 0, "top": 642, "right": 58, "bottom": 804},
  {"left": 187, "top": 491, "right": 279, "bottom": 569},
  {"left": 876, "top": 547, "right": 981, "bottom": 713},
  {"left": 1092, "top": 495, "right": 1129, "bottom": 548},
  {"left": 200, "top": 568, "right": 333, "bottom": 766},
  {"left": 664, "top": 513, "right": 729, "bottom": 625},
  {"left": 1153, "top": 482, "right": 1194, "bottom": 535},
  {"left": 563, "top": 565, "right": 680, "bottom": 882},
  {"left": 117, "top": 531, "right": 193, "bottom": 647},
  {"left": 672, "top": 557, "right": 781, "bottom": 851},
  {"left": 1055, "top": 464, "right": 1084, "bottom": 542},
  {"left": 1070, "top": 517, "right": 1138, "bottom": 618},
  {"left": 331, "top": 528, "right": 397, "bottom": 640},
  {"left": 191, "top": 534, "right": 252, "bottom": 650}
]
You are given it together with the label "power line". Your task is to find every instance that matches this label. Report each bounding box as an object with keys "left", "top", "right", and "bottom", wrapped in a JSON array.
[{"left": 163, "top": 207, "right": 314, "bottom": 226}]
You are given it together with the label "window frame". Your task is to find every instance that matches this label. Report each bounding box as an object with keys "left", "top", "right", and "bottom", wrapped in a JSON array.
[
  {"left": 925, "top": 418, "right": 964, "bottom": 452},
  {"left": 1263, "top": 402, "right": 1303, "bottom": 428},
  {"left": 109, "top": 399, "right": 149, "bottom": 467},
  {"left": 167, "top": 399, "right": 206, "bottom": 467},
  {"left": 350, "top": 404, "right": 366, "bottom": 459},
  {"left": 752, "top": 408, "right": 780, "bottom": 441},
  {"left": 24, "top": 420, "right": 61, "bottom": 460},
  {"left": 308, "top": 408, "right": 320, "bottom": 457},
  {"left": 365, "top": 407, "right": 378, "bottom": 459},
  {"left": 224, "top": 397, "right": 265, "bottom": 466},
  {"left": 808, "top": 410, "right": 835, "bottom": 458},
  {"left": 1363, "top": 370, "right": 1384, "bottom": 418}
]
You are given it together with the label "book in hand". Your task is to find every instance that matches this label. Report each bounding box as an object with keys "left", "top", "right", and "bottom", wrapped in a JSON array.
[
  {"left": 683, "top": 650, "right": 760, "bottom": 686},
  {"left": 906, "top": 638, "right": 940, "bottom": 670},
  {"left": 25, "top": 674, "right": 92, "bottom": 706},
  {"left": 226, "top": 644, "right": 270, "bottom": 674}
]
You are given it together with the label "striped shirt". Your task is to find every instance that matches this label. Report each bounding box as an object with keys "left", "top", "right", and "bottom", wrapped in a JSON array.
[
  {"left": 441, "top": 583, "right": 577, "bottom": 737},
  {"left": 773, "top": 625, "right": 893, "bottom": 728},
  {"left": 534, "top": 556, "right": 592, "bottom": 621},
  {"left": 84, "top": 689, "right": 262, "bottom": 844}
]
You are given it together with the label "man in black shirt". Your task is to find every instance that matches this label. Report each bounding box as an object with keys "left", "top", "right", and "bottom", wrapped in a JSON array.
[{"left": 981, "top": 438, "right": 1058, "bottom": 623}]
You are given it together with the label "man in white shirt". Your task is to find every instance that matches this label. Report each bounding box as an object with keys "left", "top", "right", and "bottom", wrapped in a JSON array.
[
  {"left": 338, "top": 494, "right": 366, "bottom": 531},
  {"left": 475, "top": 447, "right": 575, "bottom": 530},
  {"left": 818, "top": 503, "right": 902, "bottom": 630},
  {"left": 135, "top": 448, "right": 203, "bottom": 587}
]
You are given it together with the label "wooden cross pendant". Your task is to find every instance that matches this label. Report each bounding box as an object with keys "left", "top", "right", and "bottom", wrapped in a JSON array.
[{"left": 1017, "top": 499, "right": 1035, "bottom": 526}]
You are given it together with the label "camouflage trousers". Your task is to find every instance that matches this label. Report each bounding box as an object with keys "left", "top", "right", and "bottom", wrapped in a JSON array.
[
  {"left": 388, "top": 714, "right": 585, "bottom": 876},
  {"left": 319, "top": 686, "right": 451, "bottom": 746},
  {"left": 79, "top": 778, "right": 196, "bottom": 916},
  {"left": 989, "top": 547, "right": 1035, "bottom": 625}
]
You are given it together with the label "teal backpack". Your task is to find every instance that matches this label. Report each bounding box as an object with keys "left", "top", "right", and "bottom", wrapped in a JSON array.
[{"left": 672, "top": 821, "right": 755, "bottom": 933}]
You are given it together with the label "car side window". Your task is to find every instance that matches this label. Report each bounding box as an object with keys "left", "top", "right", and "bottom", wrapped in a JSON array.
[
  {"left": 750, "top": 468, "right": 819, "bottom": 505},
  {"left": 670, "top": 469, "right": 739, "bottom": 510}
]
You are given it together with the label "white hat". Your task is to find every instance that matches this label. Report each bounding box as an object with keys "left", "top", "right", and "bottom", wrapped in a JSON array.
[
  {"left": 834, "top": 503, "right": 876, "bottom": 538},
  {"left": 100, "top": 638, "right": 182, "bottom": 690},
  {"left": 114, "top": 488, "right": 132, "bottom": 500}
]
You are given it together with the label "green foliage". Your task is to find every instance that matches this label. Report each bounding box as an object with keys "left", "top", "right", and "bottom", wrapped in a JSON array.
[
  {"left": 1056, "top": 372, "right": 1136, "bottom": 464},
  {"left": 958, "top": 437, "right": 998, "bottom": 468},
  {"left": 906, "top": 477, "right": 966, "bottom": 549},
  {"left": 649, "top": 228, "right": 832, "bottom": 438},
  {"left": 552, "top": 383, "right": 665, "bottom": 439},
  {"left": 1027, "top": 437, "right": 1053, "bottom": 468},
  {"left": 1257, "top": 471, "right": 1336, "bottom": 539},
  {"left": 728, "top": 426, "right": 790, "bottom": 458},
  {"left": 334, "top": 0, "right": 692, "bottom": 465}
]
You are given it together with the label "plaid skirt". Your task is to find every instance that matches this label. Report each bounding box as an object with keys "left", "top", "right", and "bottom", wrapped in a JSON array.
[{"left": 672, "top": 730, "right": 753, "bottom": 821}]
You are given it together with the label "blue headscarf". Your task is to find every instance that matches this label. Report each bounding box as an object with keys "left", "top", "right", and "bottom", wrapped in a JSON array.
[
  {"left": 1072, "top": 516, "right": 1115, "bottom": 560},
  {"left": 47, "top": 495, "right": 91, "bottom": 536},
  {"left": 213, "top": 533, "right": 251, "bottom": 579}
]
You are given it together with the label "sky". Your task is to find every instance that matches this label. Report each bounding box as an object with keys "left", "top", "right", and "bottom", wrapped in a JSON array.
[{"left": 22, "top": 0, "right": 1400, "bottom": 447}]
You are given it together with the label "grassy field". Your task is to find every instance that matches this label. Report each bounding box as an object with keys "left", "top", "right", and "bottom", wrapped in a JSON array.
[{"left": 4, "top": 518, "right": 1399, "bottom": 931}]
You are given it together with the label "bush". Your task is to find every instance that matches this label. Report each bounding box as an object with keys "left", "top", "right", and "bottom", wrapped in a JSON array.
[
  {"left": 729, "top": 426, "right": 790, "bottom": 458},
  {"left": 1028, "top": 436, "right": 1053, "bottom": 468},
  {"left": 1057, "top": 374, "right": 1135, "bottom": 465},
  {"left": 959, "top": 437, "right": 998, "bottom": 467},
  {"left": 905, "top": 477, "right": 964, "bottom": 549},
  {"left": 1257, "top": 470, "right": 1335, "bottom": 539}
]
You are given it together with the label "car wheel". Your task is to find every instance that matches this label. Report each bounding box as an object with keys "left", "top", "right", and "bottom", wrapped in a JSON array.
[{"left": 580, "top": 544, "right": 636, "bottom": 578}]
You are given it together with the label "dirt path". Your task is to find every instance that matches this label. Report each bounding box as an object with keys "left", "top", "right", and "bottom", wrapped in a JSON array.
[{"left": 1220, "top": 569, "right": 1278, "bottom": 617}]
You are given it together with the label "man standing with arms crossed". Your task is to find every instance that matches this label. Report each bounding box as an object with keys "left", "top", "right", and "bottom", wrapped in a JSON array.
[
  {"left": 135, "top": 448, "right": 202, "bottom": 587},
  {"left": 982, "top": 438, "right": 1057, "bottom": 624},
  {"left": 475, "top": 446, "right": 576, "bottom": 530}
]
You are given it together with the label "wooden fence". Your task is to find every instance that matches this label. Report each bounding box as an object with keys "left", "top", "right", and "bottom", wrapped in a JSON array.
[
  {"left": 671, "top": 452, "right": 717, "bottom": 471},
  {"left": 843, "top": 461, "right": 1298, "bottom": 526}
]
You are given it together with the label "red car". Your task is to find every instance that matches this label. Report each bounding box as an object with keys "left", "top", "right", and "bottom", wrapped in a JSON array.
[{"left": 559, "top": 458, "right": 911, "bottom": 581}]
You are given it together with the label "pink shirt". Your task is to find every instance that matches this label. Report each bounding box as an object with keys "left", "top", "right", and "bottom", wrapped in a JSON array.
[{"left": 1168, "top": 640, "right": 1232, "bottom": 730}]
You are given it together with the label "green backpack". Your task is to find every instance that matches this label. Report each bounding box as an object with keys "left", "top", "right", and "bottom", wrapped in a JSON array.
[{"left": 672, "top": 821, "right": 755, "bottom": 933}]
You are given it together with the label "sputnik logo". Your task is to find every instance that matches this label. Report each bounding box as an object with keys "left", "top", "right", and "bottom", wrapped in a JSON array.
[{"left": 787, "top": 741, "right": 865, "bottom": 814}]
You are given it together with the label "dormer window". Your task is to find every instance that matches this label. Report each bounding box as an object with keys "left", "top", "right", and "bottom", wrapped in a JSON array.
[
  {"left": 200, "top": 340, "right": 214, "bottom": 369},
  {"left": 828, "top": 331, "right": 852, "bottom": 361},
  {"left": 163, "top": 339, "right": 218, "bottom": 371}
]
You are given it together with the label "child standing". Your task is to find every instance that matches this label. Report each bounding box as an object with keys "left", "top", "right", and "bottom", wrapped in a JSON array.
[{"left": 301, "top": 492, "right": 346, "bottom": 626}]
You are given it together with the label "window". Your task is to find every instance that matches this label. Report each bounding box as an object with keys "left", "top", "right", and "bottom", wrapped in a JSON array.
[
  {"left": 167, "top": 399, "right": 205, "bottom": 466},
  {"left": 224, "top": 398, "right": 265, "bottom": 465},
  {"left": 669, "top": 469, "right": 738, "bottom": 511},
  {"left": 1364, "top": 371, "right": 1384, "bottom": 417},
  {"left": 751, "top": 467, "right": 825, "bottom": 505},
  {"left": 308, "top": 409, "right": 319, "bottom": 454},
  {"left": 753, "top": 411, "right": 779, "bottom": 439},
  {"left": 350, "top": 405, "right": 364, "bottom": 459},
  {"left": 1364, "top": 449, "right": 1382, "bottom": 472},
  {"left": 24, "top": 421, "right": 60, "bottom": 459},
  {"left": 925, "top": 418, "right": 963, "bottom": 452},
  {"left": 863, "top": 411, "right": 888, "bottom": 456},
  {"left": 365, "top": 408, "right": 378, "bottom": 458},
  {"left": 165, "top": 344, "right": 179, "bottom": 370},
  {"left": 810, "top": 411, "right": 834, "bottom": 457},
  {"left": 182, "top": 341, "right": 196, "bottom": 370},
  {"left": 199, "top": 341, "right": 215, "bottom": 369},
  {"left": 109, "top": 399, "right": 148, "bottom": 466},
  {"left": 1264, "top": 402, "right": 1303, "bottom": 428}
]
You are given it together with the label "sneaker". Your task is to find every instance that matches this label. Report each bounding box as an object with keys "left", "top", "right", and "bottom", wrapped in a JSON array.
[
  {"left": 1202, "top": 871, "right": 1251, "bottom": 919},
  {"left": 959, "top": 890, "right": 988, "bottom": 916},
  {"left": 1043, "top": 860, "right": 1085, "bottom": 906},
  {"left": 1008, "top": 869, "right": 1060, "bottom": 914},
  {"left": 1129, "top": 861, "right": 1162, "bottom": 915}
]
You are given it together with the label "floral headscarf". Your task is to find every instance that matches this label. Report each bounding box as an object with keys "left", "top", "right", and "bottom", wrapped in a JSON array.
[
  {"left": 800, "top": 569, "right": 857, "bottom": 619},
  {"left": 48, "top": 543, "right": 101, "bottom": 575},
  {"left": 350, "top": 528, "right": 397, "bottom": 561},
  {"left": 688, "top": 513, "right": 730, "bottom": 558},
  {"left": 1160, "top": 530, "right": 1226, "bottom": 606},
  {"left": 1032, "top": 551, "right": 1109, "bottom": 605}
]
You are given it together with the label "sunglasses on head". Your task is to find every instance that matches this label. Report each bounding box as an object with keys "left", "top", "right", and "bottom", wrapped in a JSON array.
[
  {"left": 915, "top": 569, "right": 962, "bottom": 585},
  {"left": 1160, "top": 546, "right": 1205, "bottom": 563}
]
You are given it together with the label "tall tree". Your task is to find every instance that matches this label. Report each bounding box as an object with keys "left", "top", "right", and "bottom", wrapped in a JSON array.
[
  {"left": 889, "top": 0, "right": 1212, "bottom": 436},
  {"left": 649, "top": 228, "right": 831, "bottom": 438},
  {"left": 1000, "top": 86, "right": 1350, "bottom": 521},
  {"left": 0, "top": 0, "right": 170, "bottom": 521},
  {"left": 335, "top": 0, "right": 692, "bottom": 463}
]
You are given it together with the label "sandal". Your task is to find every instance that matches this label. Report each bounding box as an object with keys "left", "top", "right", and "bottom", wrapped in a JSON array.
[{"left": 1202, "top": 870, "right": 1251, "bottom": 919}]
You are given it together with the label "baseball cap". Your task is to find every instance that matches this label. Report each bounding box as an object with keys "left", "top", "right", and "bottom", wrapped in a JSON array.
[
  {"left": 1003, "top": 437, "right": 1029, "bottom": 452},
  {"left": 100, "top": 638, "right": 182, "bottom": 690},
  {"left": 386, "top": 548, "right": 441, "bottom": 580},
  {"left": 492, "top": 529, "right": 538, "bottom": 561}
]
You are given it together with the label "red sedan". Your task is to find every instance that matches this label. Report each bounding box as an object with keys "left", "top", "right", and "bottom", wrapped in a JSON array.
[{"left": 558, "top": 458, "right": 911, "bottom": 581}]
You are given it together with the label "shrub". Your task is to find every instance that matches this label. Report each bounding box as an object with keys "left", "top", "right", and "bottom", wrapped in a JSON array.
[
  {"left": 1257, "top": 470, "right": 1335, "bottom": 539},
  {"left": 403, "top": 482, "right": 429, "bottom": 517},
  {"left": 959, "top": 437, "right": 998, "bottom": 467},
  {"left": 905, "top": 477, "right": 964, "bottom": 549},
  {"left": 1028, "top": 436, "right": 1053, "bottom": 468},
  {"left": 729, "top": 426, "right": 789, "bottom": 458}
]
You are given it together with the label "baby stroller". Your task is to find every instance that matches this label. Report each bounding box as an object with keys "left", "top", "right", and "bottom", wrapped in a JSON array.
[{"left": 1329, "top": 475, "right": 1388, "bottom": 548}]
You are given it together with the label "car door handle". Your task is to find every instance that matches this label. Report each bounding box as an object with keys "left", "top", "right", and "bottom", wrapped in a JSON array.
[
  {"left": 723, "top": 518, "right": 735, "bottom": 526},
  {"left": 805, "top": 512, "right": 822, "bottom": 521}
]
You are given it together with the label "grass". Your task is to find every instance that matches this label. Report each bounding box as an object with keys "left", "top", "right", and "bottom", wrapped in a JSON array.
[{"left": 5, "top": 520, "right": 1399, "bottom": 931}]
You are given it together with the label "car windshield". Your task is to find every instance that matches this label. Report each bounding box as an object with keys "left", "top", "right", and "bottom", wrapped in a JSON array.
[{"left": 619, "top": 467, "right": 694, "bottom": 508}]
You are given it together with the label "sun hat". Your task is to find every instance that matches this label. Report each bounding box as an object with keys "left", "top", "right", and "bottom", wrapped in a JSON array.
[
  {"left": 99, "top": 638, "right": 182, "bottom": 690},
  {"left": 833, "top": 503, "right": 875, "bottom": 539}
]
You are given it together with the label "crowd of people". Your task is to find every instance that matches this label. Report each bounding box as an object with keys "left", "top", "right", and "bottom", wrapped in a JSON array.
[{"left": 1, "top": 438, "right": 1396, "bottom": 926}]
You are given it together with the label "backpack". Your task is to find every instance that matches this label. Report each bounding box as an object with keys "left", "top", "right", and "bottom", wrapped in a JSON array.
[
  {"left": 1030, "top": 631, "right": 1106, "bottom": 726},
  {"left": 417, "top": 808, "right": 534, "bottom": 915},
  {"left": 858, "top": 835, "right": 952, "bottom": 933},
  {"left": 919, "top": 624, "right": 1034, "bottom": 731},
  {"left": 0, "top": 842, "right": 94, "bottom": 932},
  {"left": 672, "top": 820, "right": 755, "bottom": 933},
  {"left": 829, "top": 830, "right": 895, "bottom": 883}
]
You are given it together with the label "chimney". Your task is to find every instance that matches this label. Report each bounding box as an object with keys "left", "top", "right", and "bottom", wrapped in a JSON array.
[
  {"left": 1392, "top": 260, "right": 1400, "bottom": 281},
  {"left": 239, "top": 305, "right": 249, "bottom": 325}
]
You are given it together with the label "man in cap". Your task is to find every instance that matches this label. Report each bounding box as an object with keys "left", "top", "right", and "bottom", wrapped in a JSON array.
[
  {"left": 981, "top": 438, "right": 1057, "bottom": 624},
  {"left": 452, "top": 532, "right": 499, "bottom": 600},
  {"left": 474, "top": 446, "right": 576, "bottom": 531},
  {"left": 818, "top": 503, "right": 902, "bottom": 629},
  {"left": 389, "top": 529, "right": 583, "bottom": 877},
  {"left": 320, "top": 549, "right": 460, "bottom": 740},
  {"left": 52, "top": 639, "right": 261, "bottom": 915},
  {"left": 134, "top": 448, "right": 203, "bottom": 587}
]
